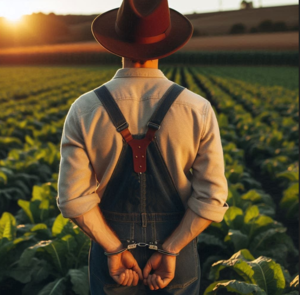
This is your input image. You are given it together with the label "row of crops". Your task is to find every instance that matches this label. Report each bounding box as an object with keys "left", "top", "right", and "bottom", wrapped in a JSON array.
[{"left": 0, "top": 66, "right": 298, "bottom": 295}]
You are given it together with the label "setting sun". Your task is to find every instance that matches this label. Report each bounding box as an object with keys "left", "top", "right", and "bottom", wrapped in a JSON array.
[
  {"left": 1, "top": 8, "right": 29, "bottom": 23},
  {"left": 4, "top": 14, "right": 23, "bottom": 23}
]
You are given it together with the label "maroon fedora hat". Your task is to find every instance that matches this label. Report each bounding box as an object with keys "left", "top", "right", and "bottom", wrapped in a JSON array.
[{"left": 91, "top": 0, "right": 193, "bottom": 60}]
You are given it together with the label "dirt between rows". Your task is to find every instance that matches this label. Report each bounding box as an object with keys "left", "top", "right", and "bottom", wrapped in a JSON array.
[{"left": 0, "top": 32, "right": 298, "bottom": 55}]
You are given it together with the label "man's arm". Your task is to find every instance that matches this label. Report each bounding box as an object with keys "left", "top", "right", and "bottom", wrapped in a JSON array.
[
  {"left": 143, "top": 102, "right": 228, "bottom": 290},
  {"left": 70, "top": 205, "right": 143, "bottom": 286},
  {"left": 57, "top": 102, "right": 143, "bottom": 286},
  {"left": 70, "top": 205, "right": 123, "bottom": 253},
  {"left": 143, "top": 208, "right": 212, "bottom": 290}
]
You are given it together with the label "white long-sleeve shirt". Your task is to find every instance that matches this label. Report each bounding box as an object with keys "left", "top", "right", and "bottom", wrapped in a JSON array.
[{"left": 57, "top": 67, "right": 229, "bottom": 223}]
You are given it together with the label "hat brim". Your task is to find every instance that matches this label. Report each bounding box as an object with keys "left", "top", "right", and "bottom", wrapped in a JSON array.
[{"left": 91, "top": 8, "right": 193, "bottom": 60}]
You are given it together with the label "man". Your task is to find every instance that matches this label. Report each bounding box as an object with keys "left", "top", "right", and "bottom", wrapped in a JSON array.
[{"left": 56, "top": 0, "right": 229, "bottom": 294}]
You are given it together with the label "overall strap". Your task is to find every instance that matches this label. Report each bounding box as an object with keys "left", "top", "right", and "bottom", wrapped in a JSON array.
[
  {"left": 147, "top": 83, "right": 185, "bottom": 130},
  {"left": 94, "top": 83, "right": 185, "bottom": 173},
  {"left": 93, "top": 83, "right": 185, "bottom": 143},
  {"left": 94, "top": 85, "right": 133, "bottom": 142}
]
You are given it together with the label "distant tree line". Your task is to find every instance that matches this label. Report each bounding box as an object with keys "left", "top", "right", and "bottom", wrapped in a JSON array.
[
  {"left": 230, "top": 20, "right": 298, "bottom": 35},
  {"left": 0, "top": 12, "right": 298, "bottom": 47},
  {"left": 0, "top": 12, "right": 97, "bottom": 48}
]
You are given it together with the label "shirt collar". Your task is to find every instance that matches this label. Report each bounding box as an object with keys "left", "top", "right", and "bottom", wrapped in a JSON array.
[{"left": 113, "top": 68, "right": 167, "bottom": 79}]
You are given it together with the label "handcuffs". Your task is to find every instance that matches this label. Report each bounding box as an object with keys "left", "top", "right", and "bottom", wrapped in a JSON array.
[{"left": 104, "top": 240, "right": 180, "bottom": 257}]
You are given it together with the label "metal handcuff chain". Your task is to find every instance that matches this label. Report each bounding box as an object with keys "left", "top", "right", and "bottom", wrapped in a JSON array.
[{"left": 104, "top": 241, "right": 180, "bottom": 257}]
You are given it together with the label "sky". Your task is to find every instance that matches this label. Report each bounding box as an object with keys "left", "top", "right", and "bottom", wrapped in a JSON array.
[{"left": 0, "top": 0, "right": 298, "bottom": 20}]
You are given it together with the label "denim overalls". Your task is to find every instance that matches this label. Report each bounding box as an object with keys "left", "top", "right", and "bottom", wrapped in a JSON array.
[{"left": 88, "top": 83, "right": 201, "bottom": 294}]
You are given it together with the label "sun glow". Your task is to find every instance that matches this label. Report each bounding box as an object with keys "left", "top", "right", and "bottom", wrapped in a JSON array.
[
  {"left": 5, "top": 14, "right": 23, "bottom": 23},
  {"left": 1, "top": 8, "right": 29, "bottom": 24}
]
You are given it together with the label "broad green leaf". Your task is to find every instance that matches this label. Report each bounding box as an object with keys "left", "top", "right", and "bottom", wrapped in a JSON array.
[
  {"left": 44, "top": 240, "right": 65, "bottom": 274},
  {"left": 228, "top": 184, "right": 243, "bottom": 207},
  {"left": 6, "top": 256, "right": 51, "bottom": 284},
  {"left": 74, "top": 231, "right": 91, "bottom": 268},
  {"left": 52, "top": 214, "right": 69, "bottom": 237},
  {"left": 249, "top": 227, "right": 286, "bottom": 252},
  {"left": 224, "top": 229, "right": 249, "bottom": 251},
  {"left": 209, "top": 249, "right": 285, "bottom": 294},
  {"left": 202, "top": 255, "right": 225, "bottom": 279},
  {"left": 249, "top": 256, "right": 285, "bottom": 295},
  {"left": 280, "top": 183, "right": 299, "bottom": 219},
  {"left": 204, "top": 279, "right": 267, "bottom": 295},
  {"left": 0, "top": 170, "right": 7, "bottom": 184},
  {"left": 0, "top": 238, "right": 14, "bottom": 262},
  {"left": 241, "top": 190, "right": 275, "bottom": 209},
  {"left": 18, "top": 199, "right": 34, "bottom": 223},
  {"left": 197, "top": 233, "right": 226, "bottom": 249},
  {"left": 32, "top": 185, "right": 46, "bottom": 201},
  {"left": 30, "top": 200, "right": 43, "bottom": 223},
  {"left": 209, "top": 250, "right": 255, "bottom": 283},
  {"left": 0, "top": 212, "right": 16, "bottom": 240},
  {"left": 256, "top": 204, "right": 275, "bottom": 219},
  {"left": 39, "top": 199, "right": 50, "bottom": 221},
  {"left": 31, "top": 239, "right": 66, "bottom": 275},
  {"left": 31, "top": 224, "right": 48, "bottom": 231},
  {"left": 38, "top": 277, "right": 66, "bottom": 295},
  {"left": 250, "top": 215, "right": 276, "bottom": 237},
  {"left": 276, "top": 170, "right": 299, "bottom": 181},
  {"left": 61, "top": 234, "right": 77, "bottom": 253},
  {"left": 224, "top": 207, "right": 244, "bottom": 230},
  {"left": 244, "top": 206, "right": 260, "bottom": 223},
  {"left": 241, "top": 190, "right": 263, "bottom": 203},
  {"left": 68, "top": 266, "right": 89, "bottom": 295}
]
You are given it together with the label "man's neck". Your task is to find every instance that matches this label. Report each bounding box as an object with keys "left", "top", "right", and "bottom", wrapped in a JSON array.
[{"left": 122, "top": 57, "right": 159, "bottom": 69}]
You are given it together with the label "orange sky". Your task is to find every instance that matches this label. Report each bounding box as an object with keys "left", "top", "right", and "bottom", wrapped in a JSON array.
[{"left": 0, "top": 0, "right": 298, "bottom": 21}]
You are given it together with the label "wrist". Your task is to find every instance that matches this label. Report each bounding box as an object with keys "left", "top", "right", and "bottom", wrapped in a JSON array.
[
  {"left": 161, "top": 242, "right": 181, "bottom": 255},
  {"left": 104, "top": 242, "right": 124, "bottom": 254}
]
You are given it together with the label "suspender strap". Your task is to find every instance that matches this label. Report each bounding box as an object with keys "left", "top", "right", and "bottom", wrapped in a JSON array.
[
  {"left": 94, "top": 83, "right": 185, "bottom": 148},
  {"left": 147, "top": 84, "right": 185, "bottom": 130},
  {"left": 94, "top": 85, "right": 129, "bottom": 132},
  {"left": 94, "top": 85, "right": 133, "bottom": 142}
]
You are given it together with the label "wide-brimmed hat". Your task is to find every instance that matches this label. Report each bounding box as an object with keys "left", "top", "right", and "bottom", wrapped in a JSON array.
[{"left": 91, "top": 0, "right": 193, "bottom": 60}]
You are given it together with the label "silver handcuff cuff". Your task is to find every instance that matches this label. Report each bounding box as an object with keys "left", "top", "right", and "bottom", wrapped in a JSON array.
[{"left": 104, "top": 240, "right": 180, "bottom": 257}]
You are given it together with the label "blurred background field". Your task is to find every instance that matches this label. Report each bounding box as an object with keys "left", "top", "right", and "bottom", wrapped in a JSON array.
[
  {"left": 0, "top": 1, "right": 299, "bottom": 295},
  {"left": 0, "top": 3, "right": 298, "bottom": 65}
]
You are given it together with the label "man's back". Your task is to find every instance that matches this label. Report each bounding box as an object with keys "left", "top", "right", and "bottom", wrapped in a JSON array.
[
  {"left": 57, "top": 67, "right": 228, "bottom": 223},
  {"left": 57, "top": 1, "right": 229, "bottom": 292}
]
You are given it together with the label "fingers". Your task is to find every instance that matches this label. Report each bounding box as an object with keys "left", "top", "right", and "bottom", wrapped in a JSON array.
[
  {"left": 143, "top": 261, "right": 152, "bottom": 280},
  {"left": 151, "top": 274, "right": 160, "bottom": 290},
  {"left": 156, "top": 275, "right": 164, "bottom": 288},
  {"left": 117, "top": 269, "right": 140, "bottom": 286},
  {"left": 146, "top": 274, "right": 161, "bottom": 290},
  {"left": 157, "top": 275, "right": 172, "bottom": 289},
  {"left": 116, "top": 273, "right": 125, "bottom": 285},
  {"left": 132, "top": 271, "right": 139, "bottom": 286},
  {"left": 132, "top": 263, "right": 143, "bottom": 281},
  {"left": 126, "top": 269, "right": 134, "bottom": 286},
  {"left": 145, "top": 274, "right": 173, "bottom": 290},
  {"left": 122, "top": 269, "right": 132, "bottom": 286}
]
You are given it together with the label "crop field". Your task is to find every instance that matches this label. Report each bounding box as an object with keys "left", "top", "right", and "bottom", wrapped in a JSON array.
[{"left": 0, "top": 66, "right": 298, "bottom": 295}]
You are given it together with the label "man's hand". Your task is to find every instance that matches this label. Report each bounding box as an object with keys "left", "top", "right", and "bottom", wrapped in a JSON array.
[
  {"left": 107, "top": 250, "right": 143, "bottom": 286},
  {"left": 143, "top": 252, "right": 176, "bottom": 290}
]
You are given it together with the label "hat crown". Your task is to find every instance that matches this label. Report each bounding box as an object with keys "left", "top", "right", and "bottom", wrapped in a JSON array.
[
  {"left": 133, "top": 0, "right": 161, "bottom": 16},
  {"left": 116, "top": 0, "right": 170, "bottom": 40}
]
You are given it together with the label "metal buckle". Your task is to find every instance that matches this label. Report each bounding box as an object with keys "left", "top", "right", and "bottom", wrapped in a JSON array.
[
  {"left": 116, "top": 122, "right": 129, "bottom": 132},
  {"left": 147, "top": 122, "right": 161, "bottom": 130},
  {"left": 137, "top": 242, "right": 148, "bottom": 247}
]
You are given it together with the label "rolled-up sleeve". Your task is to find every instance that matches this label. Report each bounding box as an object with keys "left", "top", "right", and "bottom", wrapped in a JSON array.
[
  {"left": 56, "top": 102, "right": 100, "bottom": 218},
  {"left": 187, "top": 102, "right": 229, "bottom": 223}
]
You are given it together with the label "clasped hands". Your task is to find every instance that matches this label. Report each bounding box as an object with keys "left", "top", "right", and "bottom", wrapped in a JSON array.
[{"left": 107, "top": 250, "right": 176, "bottom": 290}]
